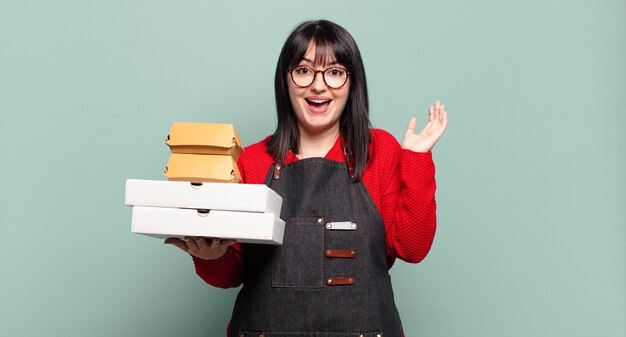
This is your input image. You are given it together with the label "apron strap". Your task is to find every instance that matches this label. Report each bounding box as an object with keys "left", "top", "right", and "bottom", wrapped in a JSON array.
[
  {"left": 340, "top": 137, "right": 356, "bottom": 181},
  {"left": 271, "top": 136, "right": 355, "bottom": 181},
  {"left": 272, "top": 161, "right": 283, "bottom": 180}
]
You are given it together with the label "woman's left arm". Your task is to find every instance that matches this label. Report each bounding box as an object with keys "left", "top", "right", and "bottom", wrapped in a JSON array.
[{"left": 382, "top": 101, "right": 447, "bottom": 263}]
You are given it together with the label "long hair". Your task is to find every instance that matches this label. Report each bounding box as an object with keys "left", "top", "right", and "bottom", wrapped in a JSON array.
[{"left": 267, "top": 19, "right": 371, "bottom": 180}]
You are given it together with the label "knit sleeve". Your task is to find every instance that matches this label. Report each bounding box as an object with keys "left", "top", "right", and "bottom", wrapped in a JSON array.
[
  {"left": 389, "top": 150, "right": 437, "bottom": 263},
  {"left": 191, "top": 246, "right": 243, "bottom": 288},
  {"left": 370, "top": 130, "right": 437, "bottom": 264}
]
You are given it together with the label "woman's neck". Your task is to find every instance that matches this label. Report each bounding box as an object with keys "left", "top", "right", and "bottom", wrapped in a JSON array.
[{"left": 297, "top": 125, "right": 340, "bottom": 159}]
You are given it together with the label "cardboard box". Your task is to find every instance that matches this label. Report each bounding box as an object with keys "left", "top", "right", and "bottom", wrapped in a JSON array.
[
  {"left": 164, "top": 154, "right": 241, "bottom": 183},
  {"left": 125, "top": 179, "right": 282, "bottom": 216},
  {"left": 166, "top": 122, "right": 243, "bottom": 160},
  {"left": 131, "top": 206, "right": 285, "bottom": 245}
]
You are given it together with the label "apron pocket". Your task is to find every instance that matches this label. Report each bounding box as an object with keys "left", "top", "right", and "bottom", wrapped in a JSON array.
[{"left": 271, "top": 217, "right": 325, "bottom": 288}]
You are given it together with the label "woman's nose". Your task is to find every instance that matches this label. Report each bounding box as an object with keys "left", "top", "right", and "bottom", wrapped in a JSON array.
[{"left": 310, "top": 71, "right": 327, "bottom": 92}]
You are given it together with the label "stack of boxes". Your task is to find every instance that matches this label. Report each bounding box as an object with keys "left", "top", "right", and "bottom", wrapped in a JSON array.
[
  {"left": 164, "top": 122, "right": 242, "bottom": 183},
  {"left": 125, "top": 123, "right": 285, "bottom": 245}
]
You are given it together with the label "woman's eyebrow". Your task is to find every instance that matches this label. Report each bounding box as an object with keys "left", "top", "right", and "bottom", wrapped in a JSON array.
[
  {"left": 299, "top": 58, "right": 315, "bottom": 65},
  {"left": 300, "top": 57, "right": 340, "bottom": 66}
]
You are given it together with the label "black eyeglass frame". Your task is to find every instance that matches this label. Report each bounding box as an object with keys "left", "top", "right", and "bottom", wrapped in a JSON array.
[{"left": 287, "top": 66, "right": 351, "bottom": 89}]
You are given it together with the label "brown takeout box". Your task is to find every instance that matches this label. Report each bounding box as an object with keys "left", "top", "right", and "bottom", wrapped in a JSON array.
[
  {"left": 164, "top": 154, "right": 241, "bottom": 183},
  {"left": 166, "top": 122, "right": 243, "bottom": 160}
]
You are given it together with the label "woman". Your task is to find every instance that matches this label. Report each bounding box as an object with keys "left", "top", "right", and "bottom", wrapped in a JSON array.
[{"left": 166, "top": 19, "right": 447, "bottom": 336}]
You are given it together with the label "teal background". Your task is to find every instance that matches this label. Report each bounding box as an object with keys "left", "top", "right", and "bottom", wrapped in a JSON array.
[{"left": 1, "top": 0, "right": 624, "bottom": 336}]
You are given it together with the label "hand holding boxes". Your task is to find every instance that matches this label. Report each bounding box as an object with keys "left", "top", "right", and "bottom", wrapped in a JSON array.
[{"left": 125, "top": 123, "right": 285, "bottom": 245}]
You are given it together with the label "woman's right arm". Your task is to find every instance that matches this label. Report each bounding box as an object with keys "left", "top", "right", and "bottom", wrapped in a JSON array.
[
  {"left": 164, "top": 138, "right": 273, "bottom": 288},
  {"left": 191, "top": 242, "right": 244, "bottom": 288},
  {"left": 163, "top": 237, "right": 244, "bottom": 288}
]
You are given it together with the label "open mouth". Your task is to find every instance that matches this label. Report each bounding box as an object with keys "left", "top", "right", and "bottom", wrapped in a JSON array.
[{"left": 305, "top": 98, "right": 332, "bottom": 112}]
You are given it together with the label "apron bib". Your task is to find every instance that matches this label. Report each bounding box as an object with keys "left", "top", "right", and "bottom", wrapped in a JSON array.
[{"left": 228, "top": 156, "right": 403, "bottom": 337}]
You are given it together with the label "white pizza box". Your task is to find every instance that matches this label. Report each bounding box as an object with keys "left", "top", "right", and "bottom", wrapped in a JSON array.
[
  {"left": 131, "top": 206, "right": 285, "bottom": 245},
  {"left": 125, "top": 179, "right": 282, "bottom": 216}
]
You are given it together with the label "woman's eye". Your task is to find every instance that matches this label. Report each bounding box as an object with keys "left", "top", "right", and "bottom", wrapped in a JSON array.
[
  {"left": 295, "top": 67, "right": 310, "bottom": 75},
  {"left": 328, "top": 68, "right": 345, "bottom": 77}
]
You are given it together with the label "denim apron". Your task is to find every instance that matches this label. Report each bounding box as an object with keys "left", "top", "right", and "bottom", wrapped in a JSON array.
[{"left": 228, "top": 151, "right": 404, "bottom": 337}]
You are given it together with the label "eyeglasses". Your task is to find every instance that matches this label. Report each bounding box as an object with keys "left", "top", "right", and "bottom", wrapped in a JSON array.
[{"left": 288, "top": 66, "right": 350, "bottom": 89}]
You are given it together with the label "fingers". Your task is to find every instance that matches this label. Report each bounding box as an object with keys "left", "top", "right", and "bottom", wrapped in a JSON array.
[
  {"left": 427, "top": 100, "right": 443, "bottom": 126},
  {"left": 440, "top": 104, "right": 447, "bottom": 127},
  {"left": 405, "top": 117, "right": 417, "bottom": 136},
  {"left": 423, "top": 101, "right": 439, "bottom": 134},
  {"left": 164, "top": 238, "right": 189, "bottom": 252},
  {"left": 184, "top": 236, "right": 200, "bottom": 255},
  {"left": 430, "top": 100, "right": 447, "bottom": 127},
  {"left": 434, "top": 100, "right": 442, "bottom": 122},
  {"left": 165, "top": 236, "right": 235, "bottom": 260},
  {"left": 436, "top": 101, "right": 447, "bottom": 128},
  {"left": 211, "top": 238, "right": 236, "bottom": 250},
  {"left": 220, "top": 239, "right": 236, "bottom": 248},
  {"left": 421, "top": 100, "right": 447, "bottom": 140},
  {"left": 196, "top": 237, "right": 211, "bottom": 251},
  {"left": 428, "top": 104, "right": 435, "bottom": 123},
  {"left": 164, "top": 236, "right": 208, "bottom": 255},
  {"left": 189, "top": 237, "right": 223, "bottom": 253}
]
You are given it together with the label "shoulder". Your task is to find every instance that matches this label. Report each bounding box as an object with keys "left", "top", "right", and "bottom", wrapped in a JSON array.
[
  {"left": 363, "top": 128, "right": 401, "bottom": 185},
  {"left": 368, "top": 128, "right": 401, "bottom": 163},
  {"left": 238, "top": 136, "right": 275, "bottom": 184},
  {"left": 370, "top": 128, "right": 396, "bottom": 140},
  {"left": 361, "top": 129, "right": 402, "bottom": 211},
  {"left": 242, "top": 135, "right": 272, "bottom": 156}
]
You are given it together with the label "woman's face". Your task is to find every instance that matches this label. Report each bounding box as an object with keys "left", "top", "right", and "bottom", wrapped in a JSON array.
[{"left": 287, "top": 43, "right": 350, "bottom": 136}]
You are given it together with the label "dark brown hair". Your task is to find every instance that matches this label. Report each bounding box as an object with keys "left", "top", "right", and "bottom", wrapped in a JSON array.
[{"left": 267, "top": 19, "right": 370, "bottom": 180}]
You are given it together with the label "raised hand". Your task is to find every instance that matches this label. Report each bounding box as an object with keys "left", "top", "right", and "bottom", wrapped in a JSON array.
[
  {"left": 164, "top": 237, "right": 235, "bottom": 260},
  {"left": 401, "top": 100, "right": 448, "bottom": 153}
]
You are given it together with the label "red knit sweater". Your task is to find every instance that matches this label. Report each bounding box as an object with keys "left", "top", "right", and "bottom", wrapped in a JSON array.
[{"left": 192, "top": 128, "right": 437, "bottom": 288}]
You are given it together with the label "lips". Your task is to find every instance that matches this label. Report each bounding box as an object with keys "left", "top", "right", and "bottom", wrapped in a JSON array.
[{"left": 305, "top": 97, "right": 332, "bottom": 114}]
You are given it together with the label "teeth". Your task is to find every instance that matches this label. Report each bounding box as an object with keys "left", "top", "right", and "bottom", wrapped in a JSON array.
[{"left": 308, "top": 99, "right": 329, "bottom": 104}]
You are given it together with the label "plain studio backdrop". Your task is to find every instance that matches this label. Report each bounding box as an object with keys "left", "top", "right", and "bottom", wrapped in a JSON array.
[{"left": 1, "top": 1, "right": 624, "bottom": 336}]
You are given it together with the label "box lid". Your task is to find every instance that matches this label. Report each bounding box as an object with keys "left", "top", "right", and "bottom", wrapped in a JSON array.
[
  {"left": 166, "top": 122, "right": 244, "bottom": 160},
  {"left": 131, "top": 207, "right": 285, "bottom": 245},
  {"left": 124, "top": 179, "right": 282, "bottom": 216},
  {"left": 164, "top": 154, "right": 241, "bottom": 183}
]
